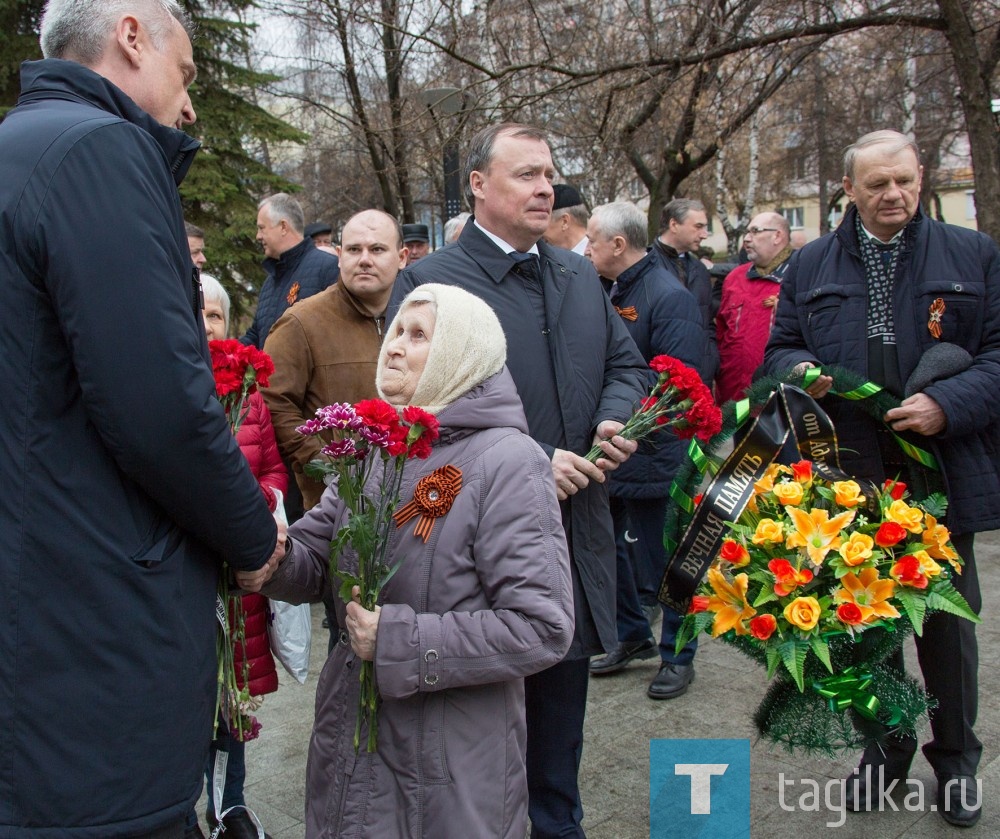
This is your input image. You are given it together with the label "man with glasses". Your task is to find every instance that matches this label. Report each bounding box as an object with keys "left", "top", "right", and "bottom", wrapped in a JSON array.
[{"left": 715, "top": 211, "right": 793, "bottom": 403}]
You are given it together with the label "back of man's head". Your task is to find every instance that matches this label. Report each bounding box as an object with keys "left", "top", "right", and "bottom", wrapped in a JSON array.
[
  {"left": 259, "top": 193, "right": 306, "bottom": 237},
  {"left": 40, "top": 0, "right": 192, "bottom": 65},
  {"left": 590, "top": 202, "right": 647, "bottom": 254}
]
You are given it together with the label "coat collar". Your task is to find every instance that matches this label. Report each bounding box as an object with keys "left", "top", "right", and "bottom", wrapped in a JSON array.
[
  {"left": 456, "top": 220, "right": 576, "bottom": 329},
  {"left": 18, "top": 59, "right": 200, "bottom": 185},
  {"left": 264, "top": 237, "right": 312, "bottom": 279}
]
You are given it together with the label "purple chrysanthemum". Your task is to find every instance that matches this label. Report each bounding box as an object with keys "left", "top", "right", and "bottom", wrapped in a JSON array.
[{"left": 321, "top": 438, "right": 358, "bottom": 459}]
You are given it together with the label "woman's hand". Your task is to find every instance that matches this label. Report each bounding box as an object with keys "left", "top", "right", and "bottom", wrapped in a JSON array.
[{"left": 346, "top": 585, "right": 381, "bottom": 661}]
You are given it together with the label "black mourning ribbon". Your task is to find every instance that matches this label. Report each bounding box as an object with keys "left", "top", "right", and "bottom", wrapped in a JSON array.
[{"left": 659, "top": 384, "right": 875, "bottom": 614}]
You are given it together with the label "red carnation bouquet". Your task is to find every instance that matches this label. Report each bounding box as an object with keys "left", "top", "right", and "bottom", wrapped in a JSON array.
[
  {"left": 300, "top": 399, "right": 440, "bottom": 751},
  {"left": 586, "top": 355, "right": 721, "bottom": 462},
  {"left": 209, "top": 339, "right": 276, "bottom": 742},
  {"left": 209, "top": 338, "right": 275, "bottom": 436}
]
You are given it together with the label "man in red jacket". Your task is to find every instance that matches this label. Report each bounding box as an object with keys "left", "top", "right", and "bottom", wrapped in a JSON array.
[{"left": 715, "top": 212, "right": 793, "bottom": 404}]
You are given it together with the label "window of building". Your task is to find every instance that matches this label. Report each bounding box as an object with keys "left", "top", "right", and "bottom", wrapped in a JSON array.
[
  {"left": 778, "top": 207, "right": 804, "bottom": 229},
  {"left": 966, "top": 191, "right": 977, "bottom": 220}
]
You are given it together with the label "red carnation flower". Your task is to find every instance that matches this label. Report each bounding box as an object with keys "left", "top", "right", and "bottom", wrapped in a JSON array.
[{"left": 355, "top": 398, "right": 400, "bottom": 431}]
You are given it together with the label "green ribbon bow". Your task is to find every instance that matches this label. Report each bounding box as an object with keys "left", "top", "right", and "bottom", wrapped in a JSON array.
[{"left": 812, "top": 666, "right": 882, "bottom": 721}]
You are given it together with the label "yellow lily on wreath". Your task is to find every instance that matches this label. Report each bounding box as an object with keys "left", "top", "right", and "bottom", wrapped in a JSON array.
[
  {"left": 706, "top": 567, "right": 756, "bottom": 636},
  {"left": 784, "top": 506, "right": 857, "bottom": 565},
  {"left": 833, "top": 567, "right": 900, "bottom": 624}
]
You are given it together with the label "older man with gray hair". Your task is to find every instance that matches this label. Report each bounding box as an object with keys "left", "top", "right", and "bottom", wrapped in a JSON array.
[
  {"left": 0, "top": 1, "right": 285, "bottom": 835},
  {"left": 241, "top": 192, "right": 340, "bottom": 348},
  {"left": 584, "top": 202, "right": 706, "bottom": 701}
]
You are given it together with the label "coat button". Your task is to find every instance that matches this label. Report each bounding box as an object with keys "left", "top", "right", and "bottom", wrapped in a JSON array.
[
  {"left": 424, "top": 673, "right": 439, "bottom": 686},
  {"left": 954, "top": 283, "right": 963, "bottom": 292},
  {"left": 424, "top": 649, "right": 438, "bottom": 663},
  {"left": 339, "top": 630, "right": 350, "bottom": 646}
]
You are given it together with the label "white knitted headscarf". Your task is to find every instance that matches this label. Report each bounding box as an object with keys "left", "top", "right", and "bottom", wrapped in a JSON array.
[{"left": 376, "top": 284, "right": 507, "bottom": 414}]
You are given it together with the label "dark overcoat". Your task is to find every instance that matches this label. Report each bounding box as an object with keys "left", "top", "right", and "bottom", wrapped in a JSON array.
[{"left": 0, "top": 59, "right": 277, "bottom": 836}]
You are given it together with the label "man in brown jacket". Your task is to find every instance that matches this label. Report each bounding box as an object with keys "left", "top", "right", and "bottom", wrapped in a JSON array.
[{"left": 263, "top": 209, "right": 407, "bottom": 509}]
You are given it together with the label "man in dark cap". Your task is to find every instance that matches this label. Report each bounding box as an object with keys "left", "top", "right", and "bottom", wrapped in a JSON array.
[
  {"left": 304, "top": 221, "right": 333, "bottom": 247},
  {"left": 402, "top": 222, "right": 430, "bottom": 264},
  {"left": 544, "top": 183, "right": 590, "bottom": 254}
]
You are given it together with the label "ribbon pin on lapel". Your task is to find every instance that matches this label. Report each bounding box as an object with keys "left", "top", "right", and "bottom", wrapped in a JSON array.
[
  {"left": 286, "top": 282, "right": 301, "bottom": 306},
  {"left": 393, "top": 465, "right": 463, "bottom": 542},
  {"left": 928, "top": 297, "right": 945, "bottom": 340},
  {"left": 615, "top": 305, "right": 638, "bottom": 321}
]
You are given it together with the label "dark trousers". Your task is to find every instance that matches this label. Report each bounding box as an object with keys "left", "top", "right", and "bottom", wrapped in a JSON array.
[
  {"left": 526, "top": 656, "right": 590, "bottom": 838},
  {"left": 889, "top": 531, "right": 981, "bottom": 776},
  {"left": 131, "top": 822, "right": 185, "bottom": 839},
  {"left": 609, "top": 496, "right": 698, "bottom": 664}
]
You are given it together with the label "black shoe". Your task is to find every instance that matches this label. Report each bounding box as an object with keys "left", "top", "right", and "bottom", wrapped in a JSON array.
[
  {"left": 589, "top": 638, "right": 656, "bottom": 676},
  {"left": 646, "top": 663, "right": 694, "bottom": 699},
  {"left": 207, "top": 810, "right": 273, "bottom": 839},
  {"left": 321, "top": 616, "right": 331, "bottom": 629},
  {"left": 937, "top": 774, "right": 982, "bottom": 827},
  {"left": 843, "top": 738, "right": 916, "bottom": 812},
  {"left": 184, "top": 827, "right": 206, "bottom": 839}
]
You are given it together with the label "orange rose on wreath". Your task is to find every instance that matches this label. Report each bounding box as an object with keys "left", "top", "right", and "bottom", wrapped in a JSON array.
[
  {"left": 772, "top": 481, "right": 804, "bottom": 506},
  {"left": 783, "top": 596, "right": 822, "bottom": 631}
]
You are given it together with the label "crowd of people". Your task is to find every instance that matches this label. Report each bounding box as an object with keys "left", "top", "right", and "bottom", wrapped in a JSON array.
[{"left": 2, "top": 0, "right": 999, "bottom": 837}]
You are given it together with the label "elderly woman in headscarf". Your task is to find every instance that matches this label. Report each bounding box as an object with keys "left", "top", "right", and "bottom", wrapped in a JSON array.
[{"left": 240, "top": 284, "right": 574, "bottom": 838}]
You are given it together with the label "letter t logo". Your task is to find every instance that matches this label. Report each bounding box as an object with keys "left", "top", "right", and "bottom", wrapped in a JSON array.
[{"left": 675, "top": 763, "right": 728, "bottom": 814}]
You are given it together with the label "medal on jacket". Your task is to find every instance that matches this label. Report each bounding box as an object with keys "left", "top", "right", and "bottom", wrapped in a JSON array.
[
  {"left": 928, "top": 298, "right": 946, "bottom": 340},
  {"left": 615, "top": 305, "right": 638, "bottom": 321},
  {"left": 286, "top": 282, "right": 301, "bottom": 305},
  {"left": 394, "top": 465, "right": 463, "bottom": 542}
]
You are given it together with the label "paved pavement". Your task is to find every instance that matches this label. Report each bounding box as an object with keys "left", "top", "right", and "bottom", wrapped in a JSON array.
[{"left": 215, "top": 530, "right": 1000, "bottom": 838}]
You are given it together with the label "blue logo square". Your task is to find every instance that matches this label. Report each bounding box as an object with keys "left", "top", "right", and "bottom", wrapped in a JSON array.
[{"left": 650, "top": 739, "right": 750, "bottom": 838}]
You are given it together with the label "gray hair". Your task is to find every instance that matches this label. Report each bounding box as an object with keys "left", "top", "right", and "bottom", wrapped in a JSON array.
[
  {"left": 443, "top": 212, "right": 471, "bottom": 243},
  {"left": 463, "top": 123, "right": 549, "bottom": 210},
  {"left": 844, "top": 130, "right": 921, "bottom": 180},
  {"left": 659, "top": 198, "right": 706, "bottom": 234},
  {"left": 184, "top": 221, "right": 204, "bottom": 240},
  {"left": 590, "top": 202, "right": 648, "bottom": 252},
  {"left": 200, "top": 274, "right": 231, "bottom": 334},
  {"left": 553, "top": 204, "right": 590, "bottom": 228},
  {"left": 40, "top": 0, "right": 193, "bottom": 63},
  {"left": 259, "top": 193, "right": 305, "bottom": 235}
]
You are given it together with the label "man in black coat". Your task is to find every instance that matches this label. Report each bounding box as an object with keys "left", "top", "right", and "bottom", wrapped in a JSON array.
[
  {"left": 390, "top": 123, "right": 647, "bottom": 839},
  {"left": 763, "top": 129, "right": 1000, "bottom": 828},
  {"left": 652, "top": 198, "right": 719, "bottom": 387},
  {"left": 0, "top": 1, "right": 284, "bottom": 836}
]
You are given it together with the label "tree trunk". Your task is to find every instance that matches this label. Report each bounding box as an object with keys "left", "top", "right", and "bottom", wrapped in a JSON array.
[{"left": 937, "top": 0, "right": 1000, "bottom": 241}]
